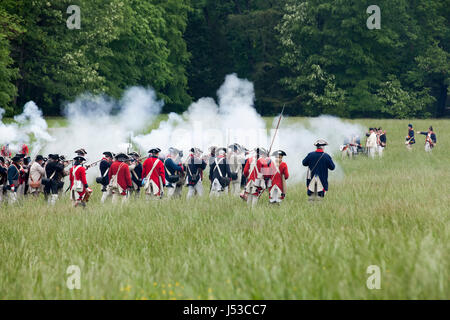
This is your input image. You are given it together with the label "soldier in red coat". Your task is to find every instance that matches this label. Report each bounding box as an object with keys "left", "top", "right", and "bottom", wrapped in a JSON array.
[
  {"left": 107, "top": 153, "right": 132, "bottom": 204},
  {"left": 21, "top": 144, "right": 29, "bottom": 156},
  {"left": 268, "top": 150, "right": 289, "bottom": 204},
  {"left": 1, "top": 144, "right": 12, "bottom": 158},
  {"left": 241, "top": 147, "right": 271, "bottom": 207},
  {"left": 69, "top": 156, "right": 92, "bottom": 207},
  {"left": 142, "top": 148, "right": 166, "bottom": 199}
]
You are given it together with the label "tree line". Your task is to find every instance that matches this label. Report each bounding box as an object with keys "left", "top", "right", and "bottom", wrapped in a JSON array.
[{"left": 0, "top": 0, "right": 448, "bottom": 118}]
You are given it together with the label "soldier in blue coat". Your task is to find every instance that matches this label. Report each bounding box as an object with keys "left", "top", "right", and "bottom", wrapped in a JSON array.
[
  {"left": 6, "top": 155, "right": 22, "bottom": 204},
  {"left": 302, "top": 139, "right": 335, "bottom": 201},
  {"left": 164, "top": 147, "right": 184, "bottom": 198},
  {"left": 405, "top": 124, "right": 415, "bottom": 150},
  {"left": 99, "top": 151, "right": 114, "bottom": 203}
]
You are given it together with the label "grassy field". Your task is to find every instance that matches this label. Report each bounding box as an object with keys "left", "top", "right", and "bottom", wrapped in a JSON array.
[{"left": 0, "top": 118, "right": 448, "bottom": 299}]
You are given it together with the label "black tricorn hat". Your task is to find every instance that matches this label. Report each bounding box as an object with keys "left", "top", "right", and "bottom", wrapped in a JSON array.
[
  {"left": 103, "top": 151, "right": 113, "bottom": 158},
  {"left": 48, "top": 154, "right": 59, "bottom": 160},
  {"left": 75, "top": 148, "right": 87, "bottom": 156},
  {"left": 12, "top": 155, "right": 22, "bottom": 162},
  {"left": 190, "top": 147, "right": 203, "bottom": 154},
  {"left": 314, "top": 139, "right": 328, "bottom": 147},
  {"left": 0, "top": 156, "right": 4, "bottom": 163},
  {"left": 408, "top": 124, "right": 413, "bottom": 128},
  {"left": 128, "top": 152, "right": 140, "bottom": 158},
  {"left": 115, "top": 153, "right": 129, "bottom": 161},
  {"left": 148, "top": 148, "right": 161, "bottom": 154},
  {"left": 272, "top": 150, "right": 287, "bottom": 157},
  {"left": 216, "top": 147, "right": 227, "bottom": 154},
  {"left": 73, "top": 156, "right": 86, "bottom": 162},
  {"left": 35, "top": 155, "right": 44, "bottom": 162},
  {"left": 17, "top": 153, "right": 26, "bottom": 158}
]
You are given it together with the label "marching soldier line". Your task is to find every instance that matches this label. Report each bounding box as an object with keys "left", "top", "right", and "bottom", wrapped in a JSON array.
[{"left": 0, "top": 124, "right": 438, "bottom": 208}]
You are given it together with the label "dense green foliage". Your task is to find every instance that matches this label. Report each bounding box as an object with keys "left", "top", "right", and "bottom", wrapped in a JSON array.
[
  {"left": 0, "top": 1, "right": 448, "bottom": 117},
  {"left": 0, "top": 118, "right": 449, "bottom": 299}
]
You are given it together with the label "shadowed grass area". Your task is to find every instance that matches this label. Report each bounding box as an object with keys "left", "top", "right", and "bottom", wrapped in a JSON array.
[{"left": 0, "top": 117, "right": 448, "bottom": 299}]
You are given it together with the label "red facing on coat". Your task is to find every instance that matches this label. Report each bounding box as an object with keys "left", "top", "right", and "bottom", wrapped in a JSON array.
[
  {"left": 108, "top": 161, "right": 132, "bottom": 193},
  {"left": 142, "top": 157, "right": 166, "bottom": 186}
]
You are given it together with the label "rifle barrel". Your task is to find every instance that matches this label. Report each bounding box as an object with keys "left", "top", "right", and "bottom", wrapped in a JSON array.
[{"left": 268, "top": 104, "right": 285, "bottom": 155}]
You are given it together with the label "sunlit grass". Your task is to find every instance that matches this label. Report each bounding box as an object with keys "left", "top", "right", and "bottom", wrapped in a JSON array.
[{"left": 0, "top": 117, "right": 448, "bottom": 299}]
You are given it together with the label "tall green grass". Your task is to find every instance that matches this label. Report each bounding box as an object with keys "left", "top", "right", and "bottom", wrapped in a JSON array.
[{"left": 0, "top": 118, "right": 448, "bottom": 299}]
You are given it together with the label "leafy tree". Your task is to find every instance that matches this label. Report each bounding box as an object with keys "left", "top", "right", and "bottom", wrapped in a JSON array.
[{"left": 0, "top": 5, "right": 23, "bottom": 114}]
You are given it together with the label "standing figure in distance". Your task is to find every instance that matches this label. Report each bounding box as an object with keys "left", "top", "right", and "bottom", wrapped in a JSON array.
[
  {"left": 69, "top": 156, "right": 92, "bottom": 208},
  {"left": 142, "top": 148, "right": 165, "bottom": 200},
  {"left": 268, "top": 150, "right": 289, "bottom": 204},
  {"left": 44, "top": 154, "right": 65, "bottom": 206},
  {"left": 6, "top": 155, "right": 22, "bottom": 204},
  {"left": 228, "top": 143, "right": 245, "bottom": 196},
  {"left": 366, "top": 128, "right": 377, "bottom": 159},
  {"left": 241, "top": 147, "right": 270, "bottom": 207},
  {"left": 405, "top": 124, "right": 415, "bottom": 150},
  {"left": 185, "top": 148, "right": 207, "bottom": 199},
  {"left": 209, "top": 147, "right": 233, "bottom": 197},
  {"left": 128, "top": 152, "right": 143, "bottom": 198},
  {"left": 418, "top": 126, "right": 437, "bottom": 152},
  {"left": 108, "top": 153, "right": 133, "bottom": 204},
  {"left": 99, "top": 151, "right": 114, "bottom": 203},
  {"left": 378, "top": 128, "right": 387, "bottom": 157},
  {"left": 28, "top": 155, "right": 46, "bottom": 197},
  {"left": 164, "top": 147, "right": 184, "bottom": 198},
  {"left": 302, "top": 139, "right": 335, "bottom": 201},
  {"left": 0, "top": 156, "right": 7, "bottom": 203}
]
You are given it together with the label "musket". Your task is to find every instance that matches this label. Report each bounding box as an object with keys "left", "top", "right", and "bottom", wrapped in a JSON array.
[
  {"left": 268, "top": 104, "right": 285, "bottom": 155},
  {"left": 85, "top": 159, "right": 102, "bottom": 170}
]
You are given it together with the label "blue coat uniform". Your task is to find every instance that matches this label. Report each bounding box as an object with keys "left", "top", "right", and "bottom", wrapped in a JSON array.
[
  {"left": 302, "top": 150, "right": 335, "bottom": 191},
  {"left": 407, "top": 129, "right": 415, "bottom": 144},
  {"left": 130, "top": 162, "right": 143, "bottom": 189},
  {"left": 419, "top": 131, "right": 436, "bottom": 143},
  {"left": 7, "top": 164, "right": 20, "bottom": 188},
  {"left": 164, "top": 158, "right": 183, "bottom": 177},
  {"left": 99, "top": 159, "right": 111, "bottom": 187},
  {"left": 185, "top": 156, "right": 207, "bottom": 186}
]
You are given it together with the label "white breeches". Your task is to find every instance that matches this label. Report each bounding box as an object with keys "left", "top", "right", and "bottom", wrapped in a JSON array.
[
  {"left": 230, "top": 181, "right": 241, "bottom": 196},
  {"left": 269, "top": 185, "right": 283, "bottom": 203},
  {"left": 247, "top": 194, "right": 258, "bottom": 207},
  {"left": 48, "top": 194, "right": 58, "bottom": 206},
  {"left": 367, "top": 146, "right": 376, "bottom": 158},
  {"left": 101, "top": 189, "right": 112, "bottom": 203},
  {"left": 187, "top": 182, "right": 203, "bottom": 199},
  {"left": 377, "top": 146, "right": 384, "bottom": 157},
  {"left": 167, "top": 185, "right": 182, "bottom": 198},
  {"left": 112, "top": 192, "right": 128, "bottom": 204}
]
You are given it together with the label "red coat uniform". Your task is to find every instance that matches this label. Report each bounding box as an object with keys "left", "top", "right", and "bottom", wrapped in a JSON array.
[
  {"left": 70, "top": 165, "right": 88, "bottom": 199},
  {"left": 269, "top": 161, "right": 289, "bottom": 193},
  {"left": 108, "top": 161, "right": 132, "bottom": 194},
  {"left": 1, "top": 145, "right": 11, "bottom": 158},
  {"left": 243, "top": 157, "right": 272, "bottom": 181},
  {"left": 21, "top": 144, "right": 29, "bottom": 156},
  {"left": 142, "top": 156, "right": 166, "bottom": 186}
]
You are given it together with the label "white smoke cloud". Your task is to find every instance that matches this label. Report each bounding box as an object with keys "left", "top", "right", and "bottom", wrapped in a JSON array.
[
  {"left": 45, "top": 87, "right": 163, "bottom": 180},
  {"left": 0, "top": 101, "right": 53, "bottom": 155},
  {"left": 1, "top": 74, "right": 365, "bottom": 185},
  {"left": 134, "top": 74, "right": 365, "bottom": 183}
]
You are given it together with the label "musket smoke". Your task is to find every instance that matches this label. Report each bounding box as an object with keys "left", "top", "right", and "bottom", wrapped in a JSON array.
[{"left": 1, "top": 74, "right": 364, "bottom": 184}]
